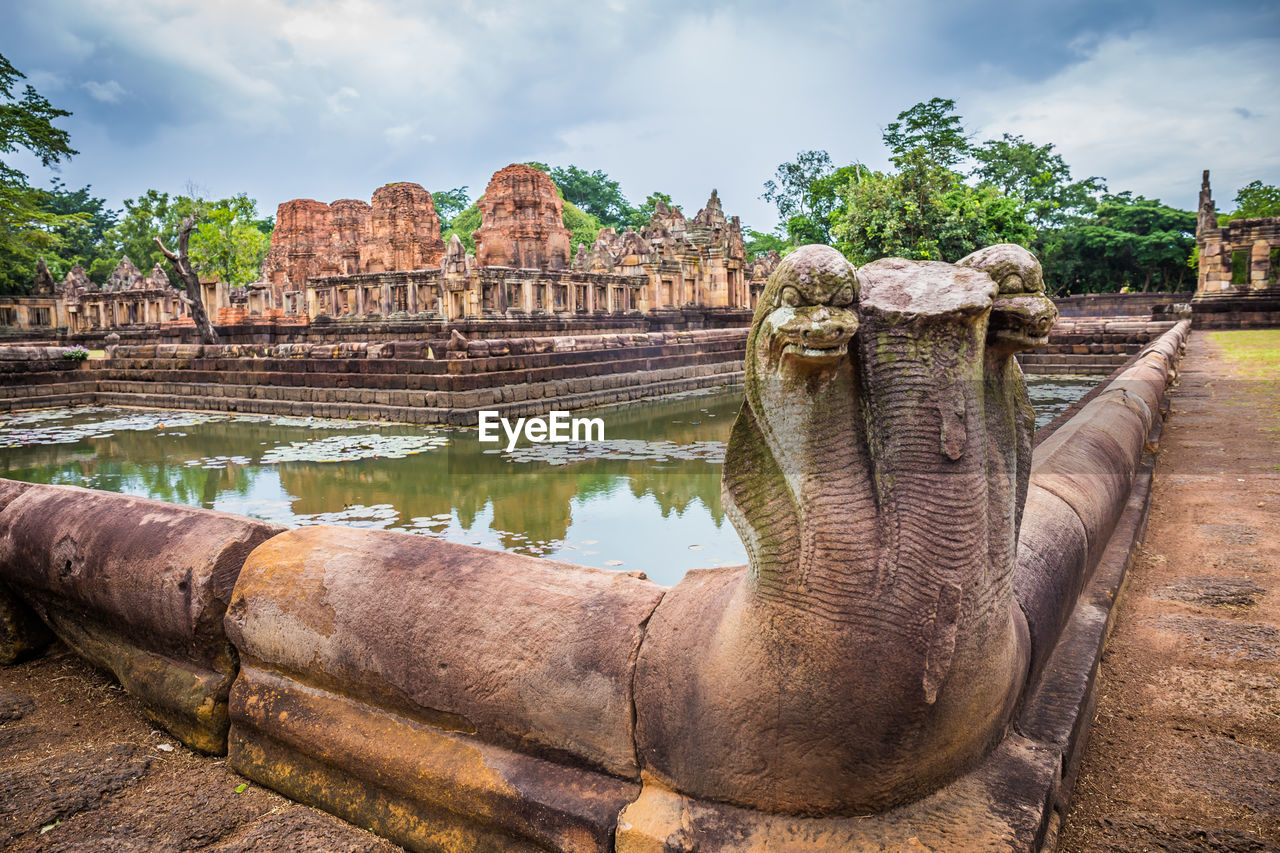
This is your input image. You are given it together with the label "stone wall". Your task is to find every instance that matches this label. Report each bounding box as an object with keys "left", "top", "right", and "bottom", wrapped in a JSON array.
[
  {"left": 1052, "top": 291, "right": 1191, "bottom": 318},
  {"left": 259, "top": 182, "right": 444, "bottom": 301},
  {"left": 0, "top": 329, "right": 748, "bottom": 424}
]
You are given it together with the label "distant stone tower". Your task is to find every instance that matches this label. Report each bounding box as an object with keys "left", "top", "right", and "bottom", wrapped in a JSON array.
[
  {"left": 360, "top": 182, "right": 444, "bottom": 273},
  {"left": 473, "top": 164, "right": 573, "bottom": 270}
]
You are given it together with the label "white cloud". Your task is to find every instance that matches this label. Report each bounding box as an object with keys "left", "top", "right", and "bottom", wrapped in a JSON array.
[
  {"left": 326, "top": 86, "right": 360, "bottom": 115},
  {"left": 82, "top": 79, "right": 126, "bottom": 103},
  {"left": 967, "top": 32, "right": 1280, "bottom": 210},
  {"left": 4, "top": 0, "right": 1275, "bottom": 229}
]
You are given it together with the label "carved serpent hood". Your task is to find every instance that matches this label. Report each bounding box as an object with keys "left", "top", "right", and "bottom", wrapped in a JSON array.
[{"left": 635, "top": 244, "right": 1058, "bottom": 815}]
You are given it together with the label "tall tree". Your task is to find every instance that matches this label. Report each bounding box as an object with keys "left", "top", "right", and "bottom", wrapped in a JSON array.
[
  {"left": 432, "top": 186, "right": 470, "bottom": 232},
  {"left": 882, "top": 97, "right": 970, "bottom": 169},
  {"left": 762, "top": 150, "right": 832, "bottom": 229},
  {"left": 832, "top": 150, "right": 1032, "bottom": 265},
  {"left": 971, "top": 133, "right": 1104, "bottom": 227},
  {"left": 1039, "top": 193, "right": 1194, "bottom": 293},
  {"left": 39, "top": 179, "right": 119, "bottom": 282},
  {"left": 104, "top": 190, "right": 195, "bottom": 275},
  {"left": 0, "top": 53, "right": 82, "bottom": 292},
  {"left": 187, "top": 194, "right": 271, "bottom": 286}
]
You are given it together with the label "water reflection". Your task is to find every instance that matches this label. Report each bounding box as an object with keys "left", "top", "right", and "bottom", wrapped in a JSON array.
[{"left": 0, "top": 376, "right": 1092, "bottom": 586}]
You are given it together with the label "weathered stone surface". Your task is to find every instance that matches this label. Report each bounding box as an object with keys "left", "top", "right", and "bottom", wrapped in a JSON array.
[
  {"left": 633, "top": 247, "right": 1045, "bottom": 816},
  {"left": 361, "top": 182, "right": 445, "bottom": 273},
  {"left": 473, "top": 164, "right": 573, "bottom": 270},
  {"left": 226, "top": 525, "right": 665, "bottom": 850},
  {"left": 103, "top": 255, "right": 144, "bottom": 292},
  {"left": 1030, "top": 390, "right": 1151, "bottom": 566},
  {"left": 1014, "top": 484, "right": 1092, "bottom": 682},
  {"left": 0, "top": 482, "right": 284, "bottom": 752},
  {"left": 32, "top": 257, "right": 56, "bottom": 295},
  {"left": 259, "top": 184, "right": 443, "bottom": 302},
  {"left": 616, "top": 733, "right": 1062, "bottom": 851}
]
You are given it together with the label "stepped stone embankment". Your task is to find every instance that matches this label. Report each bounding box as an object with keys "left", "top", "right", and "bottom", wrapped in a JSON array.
[{"left": 0, "top": 329, "right": 748, "bottom": 424}]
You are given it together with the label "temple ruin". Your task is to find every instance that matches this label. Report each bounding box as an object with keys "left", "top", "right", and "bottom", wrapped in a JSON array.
[
  {"left": 2, "top": 165, "right": 772, "bottom": 336},
  {"left": 1196, "top": 169, "right": 1280, "bottom": 294}
]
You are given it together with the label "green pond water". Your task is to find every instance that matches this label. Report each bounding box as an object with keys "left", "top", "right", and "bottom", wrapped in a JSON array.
[{"left": 0, "top": 377, "right": 1094, "bottom": 587}]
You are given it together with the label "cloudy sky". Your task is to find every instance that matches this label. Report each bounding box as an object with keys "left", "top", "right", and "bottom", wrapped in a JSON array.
[{"left": 3, "top": 0, "right": 1277, "bottom": 231}]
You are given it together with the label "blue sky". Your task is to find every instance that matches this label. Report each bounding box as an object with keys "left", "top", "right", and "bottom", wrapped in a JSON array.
[{"left": 3, "top": 0, "right": 1277, "bottom": 231}]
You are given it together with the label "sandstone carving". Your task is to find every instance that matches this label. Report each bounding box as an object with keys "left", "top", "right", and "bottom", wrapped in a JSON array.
[
  {"left": 258, "top": 184, "right": 443, "bottom": 298},
  {"left": 361, "top": 182, "right": 444, "bottom": 273},
  {"left": 473, "top": 163, "right": 573, "bottom": 270},
  {"left": 634, "top": 244, "right": 1056, "bottom": 814},
  {"left": 0, "top": 484, "right": 284, "bottom": 752}
]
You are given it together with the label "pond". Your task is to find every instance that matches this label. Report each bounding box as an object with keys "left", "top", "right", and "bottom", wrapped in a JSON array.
[{"left": 0, "top": 376, "right": 1095, "bottom": 587}]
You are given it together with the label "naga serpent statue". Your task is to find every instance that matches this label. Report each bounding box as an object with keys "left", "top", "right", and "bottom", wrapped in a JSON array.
[{"left": 634, "top": 243, "right": 1058, "bottom": 815}]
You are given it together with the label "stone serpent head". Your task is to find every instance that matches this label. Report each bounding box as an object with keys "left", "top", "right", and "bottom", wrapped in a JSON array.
[
  {"left": 959, "top": 243, "right": 1057, "bottom": 353},
  {"left": 754, "top": 245, "right": 858, "bottom": 370},
  {"left": 637, "top": 244, "right": 1050, "bottom": 816}
]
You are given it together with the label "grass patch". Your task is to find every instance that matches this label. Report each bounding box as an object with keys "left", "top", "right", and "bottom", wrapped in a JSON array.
[{"left": 1206, "top": 329, "right": 1280, "bottom": 379}]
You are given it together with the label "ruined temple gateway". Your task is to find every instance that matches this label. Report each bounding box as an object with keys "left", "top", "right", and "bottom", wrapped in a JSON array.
[{"left": 1196, "top": 169, "right": 1280, "bottom": 294}]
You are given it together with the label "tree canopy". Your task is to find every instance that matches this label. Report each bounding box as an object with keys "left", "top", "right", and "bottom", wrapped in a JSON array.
[
  {"left": 1229, "top": 180, "right": 1280, "bottom": 219},
  {"left": 0, "top": 53, "right": 85, "bottom": 292},
  {"left": 431, "top": 186, "right": 470, "bottom": 232},
  {"left": 760, "top": 97, "right": 1197, "bottom": 294},
  {"left": 1038, "top": 193, "right": 1195, "bottom": 293}
]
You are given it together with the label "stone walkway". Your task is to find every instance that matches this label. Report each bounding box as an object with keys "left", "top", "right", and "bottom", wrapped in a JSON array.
[{"left": 1060, "top": 330, "right": 1280, "bottom": 850}]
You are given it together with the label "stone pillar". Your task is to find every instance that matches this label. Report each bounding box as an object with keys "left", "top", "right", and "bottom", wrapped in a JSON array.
[{"left": 1252, "top": 239, "right": 1270, "bottom": 289}]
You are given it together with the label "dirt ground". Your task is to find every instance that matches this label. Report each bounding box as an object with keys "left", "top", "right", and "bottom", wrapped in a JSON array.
[
  {"left": 1059, "top": 330, "right": 1280, "bottom": 852},
  {"left": 0, "top": 645, "right": 401, "bottom": 851}
]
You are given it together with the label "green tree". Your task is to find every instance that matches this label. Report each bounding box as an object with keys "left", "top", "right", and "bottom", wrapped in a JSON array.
[
  {"left": 832, "top": 150, "right": 1032, "bottom": 264},
  {"left": 562, "top": 200, "right": 603, "bottom": 251},
  {"left": 762, "top": 153, "right": 871, "bottom": 245},
  {"left": 442, "top": 202, "right": 481, "bottom": 252},
  {"left": 971, "top": 133, "right": 1104, "bottom": 227},
  {"left": 1229, "top": 180, "right": 1280, "bottom": 219},
  {"left": 743, "top": 228, "right": 788, "bottom": 261},
  {"left": 432, "top": 186, "right": 470, "bottom": 232},
  {"left": 1038, "top": 193, "right": 1194, "bottom": 294},
  {"left": 548, "top": 165, "right": 636, "bottom": 230},
  {"left": 187, "top": 194, "right": 271, "bottom": 286},
  {"left": 0, "top": 53, "right": 82, "bottom": 292},
  {"left": 101, "top": 190, "right": 196, "bottom": 275},
  {"left": 883, "top": 97, "right": 970, "bottom": 169},
  {"left": 38, "top": 179, "right": 118, "bottom": 282},
  {"left": 761, "top": 150, "right": 833, "bottom": 244}
]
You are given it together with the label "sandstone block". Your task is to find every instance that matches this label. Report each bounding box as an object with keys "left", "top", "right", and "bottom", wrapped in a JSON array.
[
  {"left": 0, "top": 482, "right": 284, "bottom": 752},
  {"left": 225, "top": 527, "right": 664, "bottom": 850}
]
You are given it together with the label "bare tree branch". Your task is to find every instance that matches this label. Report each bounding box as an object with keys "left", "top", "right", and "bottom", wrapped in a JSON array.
[{"left": 157, "top": 217, "right": 218, "bottom": 344}]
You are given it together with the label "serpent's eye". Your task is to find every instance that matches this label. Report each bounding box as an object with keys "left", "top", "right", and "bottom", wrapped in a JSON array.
[
  {"left": 999, "top": 274, "right": 1024, "bottom": 294},
  {"left": 780, "top": 286, "right": 803, "bottom": 307},
  {"left": 831, "top": 285, "right": 855, "bottom": 307}
]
